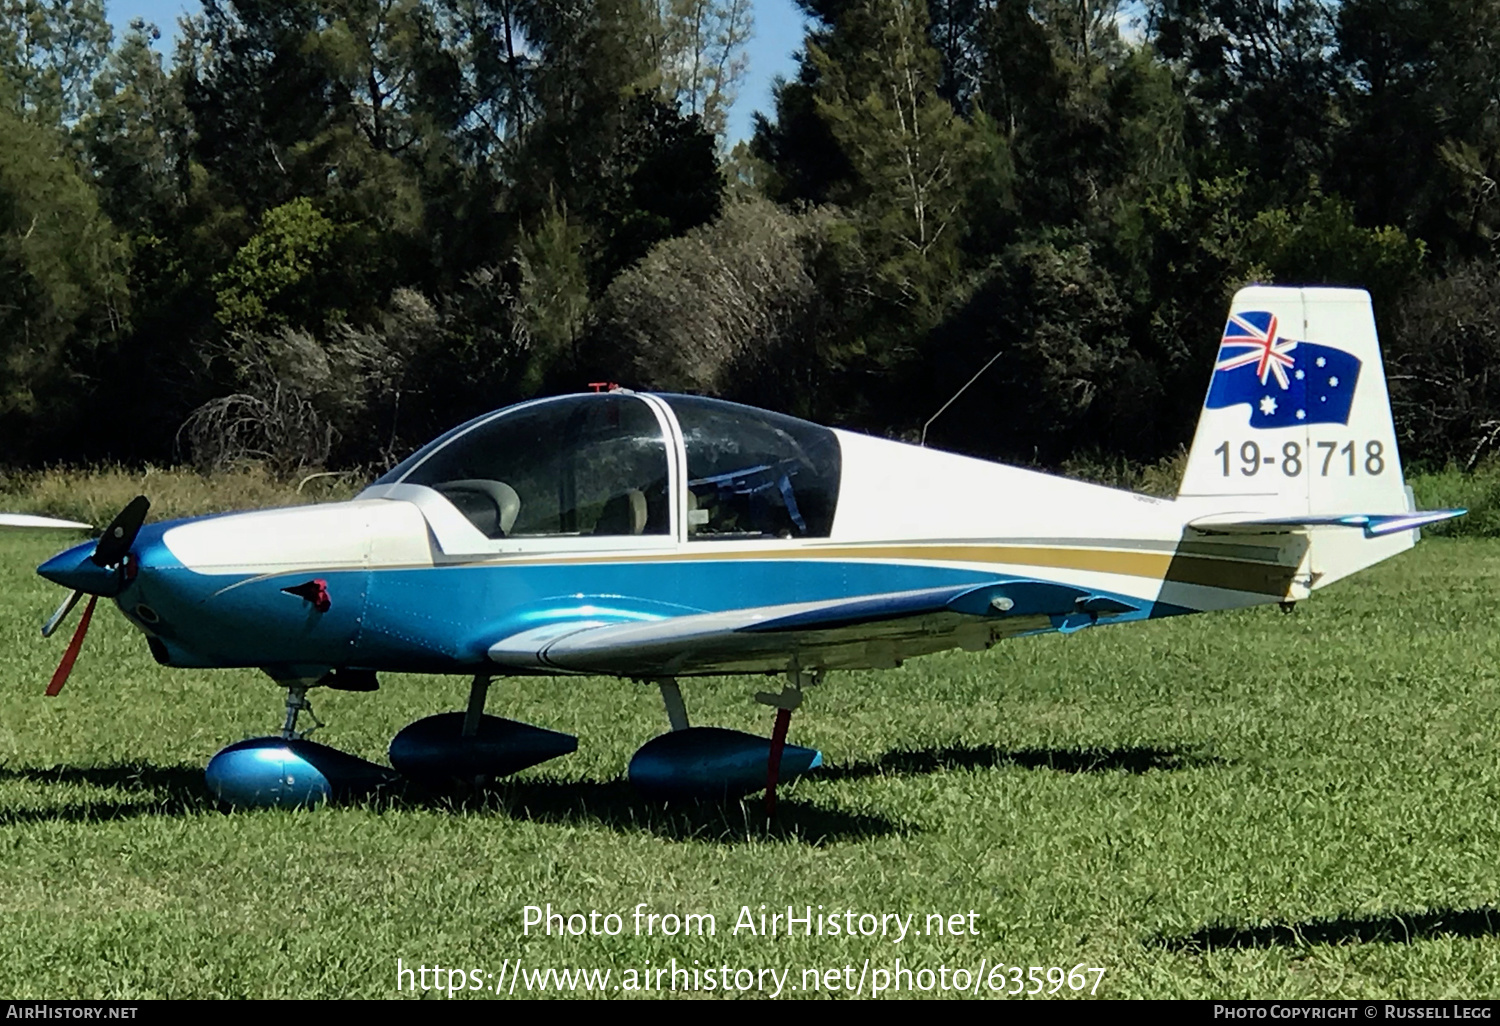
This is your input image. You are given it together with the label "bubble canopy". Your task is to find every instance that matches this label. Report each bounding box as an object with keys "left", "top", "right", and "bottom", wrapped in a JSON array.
[{"left": 373, "top": 393, "right": 842, "bottom": 541}]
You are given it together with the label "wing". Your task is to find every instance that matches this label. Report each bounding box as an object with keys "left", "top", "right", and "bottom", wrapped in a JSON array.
[{"left": 487, "top": 580, "right": 1143, "bottom": 676}]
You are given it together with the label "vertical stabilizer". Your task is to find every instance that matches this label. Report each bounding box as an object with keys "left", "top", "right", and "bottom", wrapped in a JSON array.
[{"left": 1179, "top": 286, "right": 1415, "bottom": 588}]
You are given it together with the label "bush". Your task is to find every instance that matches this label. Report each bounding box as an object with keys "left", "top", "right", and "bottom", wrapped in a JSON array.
[
  {"left": 1059, "top": 449, "right": 1187, "bottom": 498},
  {"left": 1407, "top": 462, "right": 1500, "bottom": 538}
]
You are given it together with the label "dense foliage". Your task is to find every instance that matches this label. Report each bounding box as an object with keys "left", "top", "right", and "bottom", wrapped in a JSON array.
[{"left": 2, "top": 0, "right": 1497, "bottom": 473}]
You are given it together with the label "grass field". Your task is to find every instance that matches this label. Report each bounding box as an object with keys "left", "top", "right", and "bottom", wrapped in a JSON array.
[{"left": 3, "top": 531, "right": 1500, "bottom": 999}]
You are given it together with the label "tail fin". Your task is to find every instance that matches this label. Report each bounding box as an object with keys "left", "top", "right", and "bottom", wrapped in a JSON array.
[{"left": 1179, "top": 286, "right": 1442, "bottom": 588}]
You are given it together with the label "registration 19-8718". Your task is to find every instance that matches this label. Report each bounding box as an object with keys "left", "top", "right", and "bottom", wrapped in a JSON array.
[{"left": 1212, "top": 440, "right": 1387, "bottom": 478}]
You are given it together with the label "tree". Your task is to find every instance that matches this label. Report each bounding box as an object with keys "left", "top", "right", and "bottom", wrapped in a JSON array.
[
  {"left": 180, "top": 1, "right": 438, "bottom": 308},
  {"left": 179, "top": 0, "right": 337, "bottom": 213},
  {"left": 0, "top": 106, "right": 127, "bottom": 457},
  {"left": 80, "top": 19, "right": 186, "bottom": 232},
  {"left": 1335, "top": 0, "right": 1500, "bottom": 262},
  {"left": 966, "top": 1, "right": 1151, "bottom": 231},
  {"left": 646, "top": 0, "right": 753, "bottom": 142},
  {"left": 911, "top": 241, "right": 1138, "bottom": 462},
  {"left": 810, "top": 0, "right": 973, "bottom": 305},
  {"left": 420, "top": 0, "right": 533, "bottom": 166},
  {"left": 751, "top": 1, "right": 994, "bottom": 432},
  {"left": 514, "top": 202, "right": 590, "bottom": 392},
  {"left": 505, "top": 2, "right": 723, "bottom": 288},
  {"left": 1149, "top": 0, "right": 1340, "bottom": 197},
  {"left": 0, "top": 0, "right": 111, "bottom": 125},
  {"left": 213, "top": 196, "right": 344, "bottom": 331},
  {"left": 1385, "top": 260, "right": 1500, "bottom": 468}
]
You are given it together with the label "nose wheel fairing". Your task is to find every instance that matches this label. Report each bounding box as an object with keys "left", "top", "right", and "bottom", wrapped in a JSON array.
[{"left": 205, "top": 738, "right": 398, "bottom": 808}]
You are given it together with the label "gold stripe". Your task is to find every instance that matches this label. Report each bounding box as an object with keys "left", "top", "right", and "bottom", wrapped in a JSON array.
[
  {"left": 207, "top": 541, "right": 1298, "bottom": 600},
  {"left": 470, "top": 542, "right": 1171, "bottom": 576},
  {"left": 454, "top": 542, "right": 1295, "bottom": 596}
]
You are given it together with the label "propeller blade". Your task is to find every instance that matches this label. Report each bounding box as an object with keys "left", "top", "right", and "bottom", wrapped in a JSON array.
[
  {"left": 41, "top": 589, "right": 82, "bottom": 638},
  {"left": 91, "top": 496, "right": 149, "bottom": 567},
  {"left": 46, "top": 595, "right": 97, "bottom": 697},
  {"left": 0, "top": 514, "right": 91, "bottom": 530}
]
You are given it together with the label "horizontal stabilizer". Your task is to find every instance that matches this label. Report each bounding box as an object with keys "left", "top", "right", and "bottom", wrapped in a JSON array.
[{"left": 1189, "top": 509, "right": 1466, "bottom": 538}]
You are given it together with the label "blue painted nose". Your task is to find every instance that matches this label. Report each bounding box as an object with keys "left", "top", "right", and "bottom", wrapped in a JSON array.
[{"left": 37, "top": 541, "right": 126, "bottom": 597}]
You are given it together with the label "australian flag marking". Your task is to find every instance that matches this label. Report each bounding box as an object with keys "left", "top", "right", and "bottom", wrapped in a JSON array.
[{"left": 1205, "top": 310, "right": 1360, "bottom": 429}]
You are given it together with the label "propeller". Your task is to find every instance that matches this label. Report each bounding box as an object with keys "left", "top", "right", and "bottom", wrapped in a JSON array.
[
  {"left": 38, "top": 496, "right": 150, "bottom": 696},
  {"left": 45, "top": 595, "right": 97, "bottom": 697},
  {"left": 0, "top": 513, "right": 91, "bottom": 530},
  {"left": 91, "top": 495, "right": 149, "bottom": 568},
  {"left": 40, "top": 588, "right": 81, "bottom": 638}
]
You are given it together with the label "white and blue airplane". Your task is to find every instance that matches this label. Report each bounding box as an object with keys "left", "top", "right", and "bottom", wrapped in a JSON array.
[{"left": 6, "top": 285, "right": 1465, "bottom": 809}]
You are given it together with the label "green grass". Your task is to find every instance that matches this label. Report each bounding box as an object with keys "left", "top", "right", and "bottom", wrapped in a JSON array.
[
  {"left": 0, "top": 464, "right": 361, "bottom": 528},
  {"left": 3, "top": 533, "right": 1500, "bottom": 998}
]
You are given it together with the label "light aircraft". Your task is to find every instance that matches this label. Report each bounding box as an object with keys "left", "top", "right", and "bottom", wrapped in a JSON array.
[{"left": 5, "top": 285, "right": 1465, "bottom": 811}]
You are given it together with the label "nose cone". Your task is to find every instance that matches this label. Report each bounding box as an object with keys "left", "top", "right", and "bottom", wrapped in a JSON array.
[{"left": 37, "top": 540, "right": 127, "bottom": 596}]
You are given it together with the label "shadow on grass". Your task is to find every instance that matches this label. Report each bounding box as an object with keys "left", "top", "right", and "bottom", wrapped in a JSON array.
[
  {"left": 0, "top": 761, "right": 905, "bottom": 845},
  {"left": 0, "top": 762, "right": 212, "bottom": 824},
  {"left": 0, "top": 762, "right": 207, "bottom": 793},
  {"left": 820, "top": 743, "right": 1224, "bottom": 782},
  {"left": 1158, "top": 907, "right": 1500, "bottom": 951},
  {"left": 436, "top": 776, "right": 907, "bottom": 845}
]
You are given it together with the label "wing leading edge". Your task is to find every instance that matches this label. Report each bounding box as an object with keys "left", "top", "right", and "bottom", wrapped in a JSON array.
[{"left": 487, "top": 580, "right": 1142, "bottom": 677}]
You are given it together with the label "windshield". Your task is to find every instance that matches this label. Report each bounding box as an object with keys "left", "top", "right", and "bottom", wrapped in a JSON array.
[{"left": 374, "top": 394, "right": 670, "bottom": 539}]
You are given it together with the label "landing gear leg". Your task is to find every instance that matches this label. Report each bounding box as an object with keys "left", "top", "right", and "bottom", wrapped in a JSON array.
[
  {"left": 657, "top": 678, "right": 689, "bottom": 732},
  {"left": 459, "top": 674, "right": 493, "bottom": 789},
  {"left": 462, "top": 674, "right": 492, "bottom": 738},
  {"left": 280, "top": 684, "right": 323, "bottom": 740},
  {"left": 756, "top": 669, "right": 818, "bottom": 817}
]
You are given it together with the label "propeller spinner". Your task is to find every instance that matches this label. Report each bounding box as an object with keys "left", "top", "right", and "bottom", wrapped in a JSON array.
[{"left": 37, "top": 495, "right": 150, "bottom": 696}]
